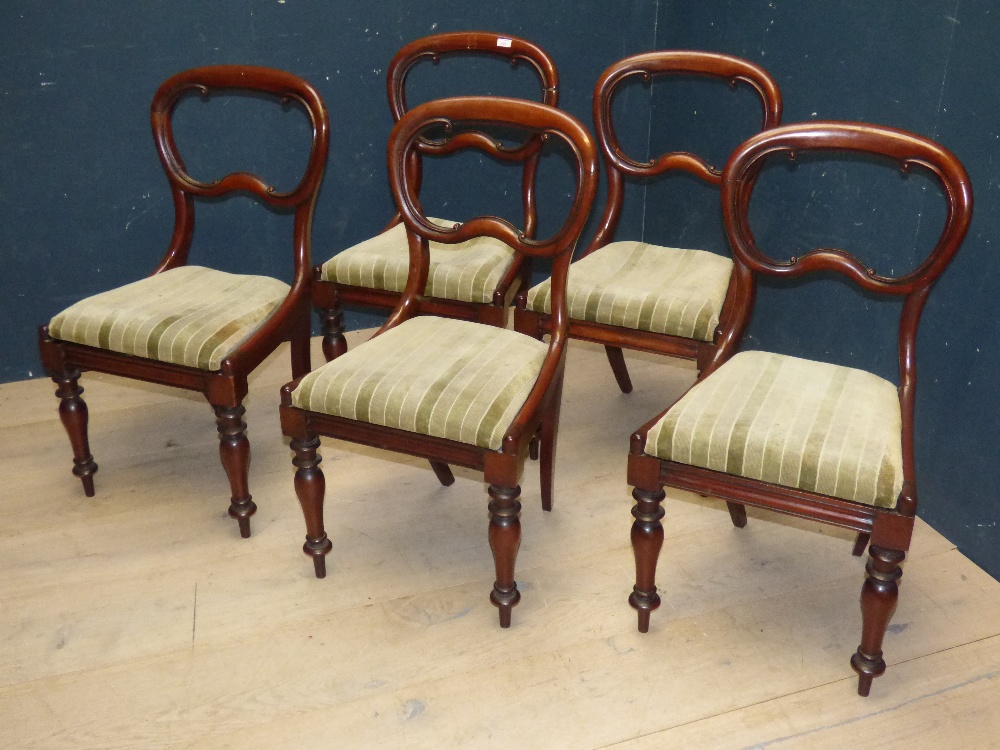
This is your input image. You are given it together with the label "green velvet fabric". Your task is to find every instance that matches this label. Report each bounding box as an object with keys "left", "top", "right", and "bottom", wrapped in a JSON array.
[
  {"left": 49, "top": 265, "right": 289, "bottom": 371},
  {"left": 292, "top": 316, "right": 547, "bottom": 450},
  {"left": 320, "top": 218, "right": 516, "bottom": 304},
  {"left": 645, "top": 350, "right": 904, "bottom": 508},
  {"left": 526, "top": 241, "right": 733, "bottom": 342}
]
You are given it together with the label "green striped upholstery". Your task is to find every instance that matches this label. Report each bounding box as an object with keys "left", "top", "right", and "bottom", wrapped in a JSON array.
[
  {"left": 291, "top": 316, "right": 547, "bottom": 450},
  {"left": 49, "top": 265, "right": 290, "bottom": 371},
  {"left": 526, "top": 241, "right": 733, "bottom": 342},
  {"left": 320, "top": 218, "right": 517, "bottom": 304},
  {"left": 644, "top": 351, "right": 904, "bottom": 508}
]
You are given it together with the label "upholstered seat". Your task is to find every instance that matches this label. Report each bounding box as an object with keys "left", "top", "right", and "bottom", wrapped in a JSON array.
[
  {"left": 319, "top": 219, "right": 517, "bottom": 304},
  {"left": 525, "top": 241, "right": 733, "bottom": 342},
  {"left": 292, "top": 316, "right": 547, "bottom": 450},
  {"left": 49, "top": 265, "right": 290, "bottom": 371},
  {"left": 644, "top": 350, "right": 903, "bottom": 508}
]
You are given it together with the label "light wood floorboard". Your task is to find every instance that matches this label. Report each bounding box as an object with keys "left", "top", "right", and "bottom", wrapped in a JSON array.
[{"left": 2, "top": 333, "right": 997, "bottom": 748}]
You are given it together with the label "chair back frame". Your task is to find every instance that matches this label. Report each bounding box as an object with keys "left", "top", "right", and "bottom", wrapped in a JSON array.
[
  {"left": 385, "top": 31, "right": 559, "bottom": 239},
  {"left": 586, "top": 50, "right": 782, "bottom": 256}
]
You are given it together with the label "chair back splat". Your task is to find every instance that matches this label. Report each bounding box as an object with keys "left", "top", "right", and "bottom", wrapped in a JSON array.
[
  {"left": 515, "top": 51, "right": 782, "bottom": 393},
  {"left": 628, "top": 120, "right": 972, "bottom": 697},
  {"left": 313, "top": 32, "right": 560, "bottom": 361},
  {"left": 281, "top": 96, "right": 597, "bottom": 628},
  {"left": 39, "top": 65, "right": 329, "bottom": 538}
]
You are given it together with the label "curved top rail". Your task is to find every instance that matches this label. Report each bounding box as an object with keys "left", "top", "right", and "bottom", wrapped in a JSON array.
[
  {"left": 387, "top": 96, "right": 597, "bottom": 259},
  {"left": 387, "top": 31, "right": 559, "bottom": 122},
  {"left": 721, "top": 121, "right": 973, "bottom": 294},
  {"left": 151, "top": 65, "right": 330, "bottom": 207},
  {"left": 593, "top": 50, "right": 782, "bottom": 183}
]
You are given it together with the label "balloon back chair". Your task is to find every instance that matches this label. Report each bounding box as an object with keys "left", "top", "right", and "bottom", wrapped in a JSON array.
[
  {"left": 280, "top": 96, "right": 598, "bottom": 627},
  {"left": 313, "top": 31, "right": 559, "bottom": 361},
  {"left": 39, "top": 66, "right": 329, "bottom": 538},
  {"left": 627, "top": 122, "right": 972, "bottom": 695},
  {"left": 516, "top": 51, "right": 781, "bottom": 392}
]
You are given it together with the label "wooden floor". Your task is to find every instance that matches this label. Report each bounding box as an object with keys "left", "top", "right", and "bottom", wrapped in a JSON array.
[{"left": 3, "top": 333, "right": 1000, "bottom": 749}]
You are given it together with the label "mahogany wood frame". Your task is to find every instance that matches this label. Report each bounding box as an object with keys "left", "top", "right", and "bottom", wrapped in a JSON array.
[
  {"left": 627, "top": 122, "right": 973, "bottom": 696},
  {"left": 514, "top": 51, "right": 781, "bottom": 392},
  {"left": 38, "top": 65, "right": 330, "bottom": 538},
  {"left": 280, "top": 96, "right": 598, "bottom": 627},
  {"left": 313, "top": 31, "right": 560, "bottom": 361}
]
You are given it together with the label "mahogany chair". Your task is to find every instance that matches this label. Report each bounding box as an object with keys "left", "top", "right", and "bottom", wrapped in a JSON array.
[
  {"left": 280, "top": 96, "right": 598, "bottom": 627},
  {"left": 515, "top": 51, "right": 781, "bottom": 391},
  {"left": 38, "top": 66, "right": 329, "bottom": 538},
  {"left": 313, "top": 31, "right": 559, "bottom": 361},
  {"left": 627, "top": 122, "right": 972, "bottom": 695}
]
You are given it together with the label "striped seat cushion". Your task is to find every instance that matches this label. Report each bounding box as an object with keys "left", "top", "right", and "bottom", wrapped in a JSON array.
[
  {"left": 525, "top": 241, "right": 733, "bottom": 342},
  {"left": 291, "top": 316, "right": 547, "bottom": 450},
  {"left": 49, "top": 265, "right": 290, "bottom": 371},
  {"left": 320, "top": 218, "right": 517, "bottom": 304},
  {"left": 644, "top": 351, "right": 904, "bottom": 508}
]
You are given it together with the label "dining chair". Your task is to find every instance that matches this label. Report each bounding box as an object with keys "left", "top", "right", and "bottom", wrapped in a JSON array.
[
  {"left": 280, "top": 95, "right": 598, "bottom": 627},
  {"left": 627, "top": 121, "right": 972, "bottom": 695},
  {"left": 515, "top": 51, "right": 781, "bottom": 392},
  {"left": 313, "top": 31, "right": 559, "bottom": 361},
  {"left": 38, "top": 65, "right": 329, "bottom": 538}
]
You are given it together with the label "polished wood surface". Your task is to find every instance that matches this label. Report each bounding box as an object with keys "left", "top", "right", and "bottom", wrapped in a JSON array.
[
  {"left": 37, "top": 65, "right": 330, "bottom": 537},
  {"left": 283, "top": 96, "right": 598, "bottom": 627},
  {"left": 314, "top": 31, "right": 560, "bottom": 360},
  {"left": 629, "top": 121, "right": 974, "bottom": 696},
  {"left": 3, "top": 335, "right": 999, "bottom": 748},
  {"left": 514, "top": 50, "right": 782, "bottom": 389}
]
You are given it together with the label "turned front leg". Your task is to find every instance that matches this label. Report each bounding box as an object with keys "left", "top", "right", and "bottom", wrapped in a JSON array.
[
  {"left": 291, "top": 433, "right": 332, "bottom": 577},
  {"left": 488, "top": 484, "right": 522, "bottom": 628},
  {"left": 851, "top": 545, "right": 905, "bottom": 696},
  {"left": 630, "top": 486, "right": 666, "bottom": 633},
  {"left": 53, "top": 370, "right": 98, "bottom": 496},
  {"left": 319, "top": 306, "right": 348, "bottom": 362},
  {"left": 215, "top": 405, "right": 256, "bottom": 538}
]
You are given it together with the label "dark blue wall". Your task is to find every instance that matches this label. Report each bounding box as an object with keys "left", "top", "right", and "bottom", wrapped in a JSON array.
[
  {"left": 1, "top": 0, "right": 659, "bottom": 379},
  {"left": 3, "top": 2, "right": 998, "bottom": 577},
  {"left": 653, "top": 0, "right": 1000, "bottom": 575}
]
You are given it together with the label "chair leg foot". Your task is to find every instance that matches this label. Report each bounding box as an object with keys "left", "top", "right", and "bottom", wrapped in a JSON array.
[
  {"left": 306, "top": 536, "right": 332, "bottom": 578},
  {"left": 604, "top": 346, "right": 633, "bottom": 394},
  {"left": 852, "top": 532, "right": 871, "bottom": 556},
  {"left": 850, "top": 545, "right": 904, "bottom": 696},
  {"left": 630, "top": 486, "right": 666, "bottom": 632},
  {"left": 429, "top": 460, "right": 455, "bottom": 486},
  {"left": 726, "top": 501, "right": 748, "bottom": 528},
  {"left": 292, "top": 433, "right": 332, "bottom": 579},
  {"left": 488, "top": 484, "right": 522, "bottom": 628},
  {"left": 216, "top": 405, "right": 256, "bottom": 538},
  {"left": 856, "top": 672, "right": 875, "bottom": 697},
  {"left": 54, "top": 370, "right": 98, "bottom": 496},
  {"left": 319, "top": 306, "right": 348, "bottom": 362}
]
